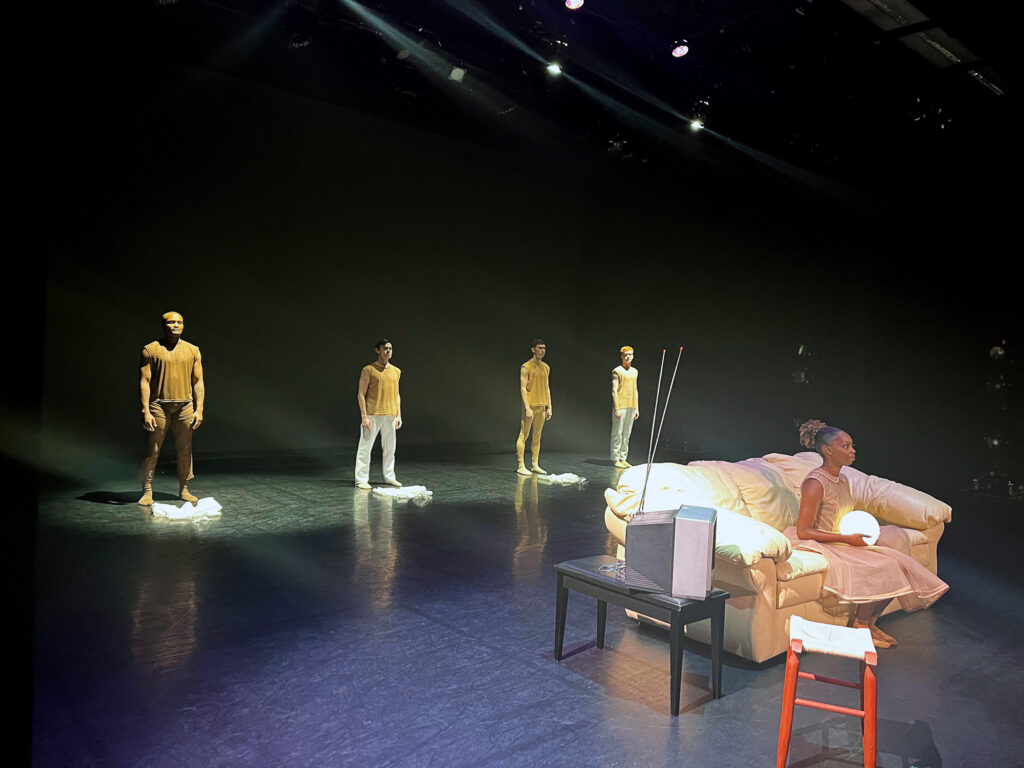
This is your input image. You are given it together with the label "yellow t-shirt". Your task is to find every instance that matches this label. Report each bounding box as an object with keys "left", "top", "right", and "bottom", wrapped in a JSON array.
[
  {"left": 613, "top": 365, "right": 638, "bottom": 409},
  {"left": 142, "top": 340, "right": 200, "bottom": 402},
  {"left": 364, "top": 363, "right": 401, "bottom": 415},
  {"left": 522, "top": 359, "right": 550, "bottom": 407}
]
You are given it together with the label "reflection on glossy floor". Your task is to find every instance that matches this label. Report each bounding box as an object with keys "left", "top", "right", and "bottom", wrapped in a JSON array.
[{"left": 33, "top": 450, "right": 1024, "bottom": 766}]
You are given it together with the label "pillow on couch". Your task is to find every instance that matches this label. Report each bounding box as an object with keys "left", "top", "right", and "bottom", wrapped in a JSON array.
[
  {"left": 761, "top": 453, "right": 819, "bottom": 495},
  {"left": 726, "top": 458, "right": 800, "bottom": 531},
  {"left": 610, "top": 462, "right": 747, "bottom": 518},
  {"left": 715, "top": 509, "right": 793, "bottom": 566}
]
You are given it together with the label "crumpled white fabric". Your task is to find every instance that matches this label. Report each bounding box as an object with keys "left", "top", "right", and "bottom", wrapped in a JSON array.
[
  {"left": 151, "top": 496, "right": 222, "bottom": 522},
  {"left": 372, "top": 485, "right": 433, "bottom": 504},
  {"left": 537, "top": 473, "right": 588, "bottom": 488}
]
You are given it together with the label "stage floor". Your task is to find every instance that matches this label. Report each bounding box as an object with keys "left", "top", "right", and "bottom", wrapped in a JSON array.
[{"left": 31, "top": 450, "right": 1024, "bottom": 766}]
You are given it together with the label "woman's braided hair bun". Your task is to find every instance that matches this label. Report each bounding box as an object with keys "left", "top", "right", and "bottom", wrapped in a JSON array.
[{"left": 799, "top": 419, "right": 829, "bottom": 451}]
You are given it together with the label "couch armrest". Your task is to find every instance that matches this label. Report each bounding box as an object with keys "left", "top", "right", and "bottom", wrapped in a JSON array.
[
  {"left": 604, "top": 506, "right": 627, "bottom": 546},
  {"left": 845, "top": 469, "right": 952, "bottom": 530}
]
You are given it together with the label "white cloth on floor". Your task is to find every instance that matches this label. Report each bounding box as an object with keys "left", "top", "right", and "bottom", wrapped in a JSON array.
[
  {"left": 151, "top": 496, "right": 222, "bottom": 521},
  {"left": 537, "top": 473, "right": 588, "bottom": 488},
  {"left": 372, "top": 485, "right": 433, "bottom": 503}
]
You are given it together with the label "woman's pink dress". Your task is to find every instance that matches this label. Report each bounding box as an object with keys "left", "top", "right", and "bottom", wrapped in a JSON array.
[{"left": 784, "top": 467, "right": 948, "bottom": 609}]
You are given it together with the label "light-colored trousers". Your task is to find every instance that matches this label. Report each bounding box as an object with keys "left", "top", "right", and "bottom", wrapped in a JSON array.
[
  {"left": 516, "top": 406, "right": 547, "bottom": 465},
  {"left": 610, "top": 407, "right": 636, "bottom": 462},
  {"left": 355, "top": 414, "right": 397, "bottom": 483}
]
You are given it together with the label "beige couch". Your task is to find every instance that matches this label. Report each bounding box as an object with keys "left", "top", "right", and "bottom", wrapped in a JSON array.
[{"left": 603, "top": 452, "right": 951, "bottom": 663}]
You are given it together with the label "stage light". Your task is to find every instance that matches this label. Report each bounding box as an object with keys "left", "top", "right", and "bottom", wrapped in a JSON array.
[
  {"left": 449, "top": 66, "right": 467, "bottom": 82},
  {"left": 672, "top": 43, "right": 689, "bottom": 58},
  {"left": 690, "top": 119, "right": 704, "bottom": 131},
  {"left": 565, "top": 0, "right": 584, "bottom": 9},
  {"left": 546, "top": 62, "right": 563, "bottom": 76}
]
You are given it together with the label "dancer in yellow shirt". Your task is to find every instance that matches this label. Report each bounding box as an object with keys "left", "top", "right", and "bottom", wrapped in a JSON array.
[
  {"left": 355, "top": 339, "right": 403, "bottom": 490},
  {"left": 516, "top": 339, "right": 552, "bottom": 475},
  {"left": 611, "top": 346, "right": 639, "bottom": 468}
]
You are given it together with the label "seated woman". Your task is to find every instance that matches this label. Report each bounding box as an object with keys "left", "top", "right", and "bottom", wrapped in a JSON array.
[{"left": 787, "top": 419, "right": 948, "bottom": 648}]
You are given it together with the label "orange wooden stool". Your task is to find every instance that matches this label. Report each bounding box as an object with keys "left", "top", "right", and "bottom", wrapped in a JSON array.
[{"left": 777, "top": 615, "right": 878, "bottom": 768}]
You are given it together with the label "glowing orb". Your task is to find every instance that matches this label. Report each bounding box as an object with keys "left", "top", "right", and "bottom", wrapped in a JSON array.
[
  {"left": 837, "top": 510, "right": 880, "bottom": 546},
  {"left": 672, "top": 44, "right": 689, "bottom": 58},
  {"left": 565, "top": 0, "right": 584, "bottom": 9}
]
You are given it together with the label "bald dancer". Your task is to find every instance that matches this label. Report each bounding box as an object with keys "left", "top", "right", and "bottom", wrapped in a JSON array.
[{"left": 138, "top": 311, "right": 205, "bottom": 505}]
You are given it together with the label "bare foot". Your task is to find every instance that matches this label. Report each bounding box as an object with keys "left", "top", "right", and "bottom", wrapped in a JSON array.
[
  {"left": 869, "top": 623, "right": 899, "bottom": 648},
  {"left": 854, "top": 620, "right": 892, "bottom": 649},
  {"left": 138, "top": 488, "right": 154, "bottom": 506},
  {"left": 180, "top": 487, "right": 198, "bottom": 504}
]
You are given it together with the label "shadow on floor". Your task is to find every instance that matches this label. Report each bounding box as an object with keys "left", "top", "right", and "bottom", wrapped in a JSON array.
[
  {"left": 76, "top": 491, "right": 179, "bottom": 505},
  {"left": 788, "top": 716, "right": 942, "bottom": 767}
]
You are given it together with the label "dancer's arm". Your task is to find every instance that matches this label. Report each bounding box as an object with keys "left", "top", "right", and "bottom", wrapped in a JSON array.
[
  {"left": 190, "top": 352, "right": 205, "bottom": 429},
  {"left": 545, "top": 366, "right": 552, "bottom": 420},
  {"left": 520, "top": 365, "right": 533, "bottom": 420},
  {"left": 139, "top": 351, "right": 156, "bottom": 432},
  {"left": 612, "top": 371, "right": 622, "bottom": 419},
  {"left": 357, "top": 369, "right": 371, "bottom": 431}
]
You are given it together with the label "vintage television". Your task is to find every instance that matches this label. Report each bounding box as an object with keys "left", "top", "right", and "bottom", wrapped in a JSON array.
[{"left": 624, "top": 504, "right": 716, "bottom": 599}]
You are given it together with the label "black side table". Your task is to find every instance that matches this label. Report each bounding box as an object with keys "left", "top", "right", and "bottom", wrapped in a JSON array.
[{"left": 554, "top": 554, "right": 730, "bottom": 716}]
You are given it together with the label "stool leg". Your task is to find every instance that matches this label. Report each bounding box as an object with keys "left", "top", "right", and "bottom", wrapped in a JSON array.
[
  {"left": 777, "top": 645, "right": 800, "bottom": 768},
  {"left": 862, "top": 663, "right": 877, "bottom": 768},
  {"left": 554, "top": 573, "right": 568, "bottom": 661},
  {"left": 597, "top": 599, "right": 607, "bottom": 649}
]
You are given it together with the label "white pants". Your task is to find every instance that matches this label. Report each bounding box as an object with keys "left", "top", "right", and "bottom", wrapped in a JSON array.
[
  {"left": 610, "top": 407, "right": 636, "bottom": 462},
  {"left": 355, "top": 415, "right": 397, "bottom": 483}
]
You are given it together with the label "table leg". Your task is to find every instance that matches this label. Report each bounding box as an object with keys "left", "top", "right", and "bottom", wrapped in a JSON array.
[
  {"left": 596, "top": 600, "right": 607, "bottom": 649},
  {"left": 670, "top": 612, "right": 682, "bottom": 716},
  {"left": 554, "top": 573, "right": 568, "bottom": 661},
  {"left": 711, "top": 596, "right": 725, "bottom": 699}
]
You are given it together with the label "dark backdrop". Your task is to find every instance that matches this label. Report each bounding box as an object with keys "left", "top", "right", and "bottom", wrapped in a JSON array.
[{"left": 40, "top": 24, "right": 1019, "bottom": 499}]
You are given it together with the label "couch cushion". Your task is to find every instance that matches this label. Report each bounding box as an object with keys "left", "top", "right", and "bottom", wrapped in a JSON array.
[
  {"left": 715, "top": 458, "right": 800, "bottom": 531},
  {"left": 777, "top": 573, "right": 827, "bottom": 610},
  {"left": 904, "top": 528, "right": 930, "bottom": 546},
  {"left": 775, "top": 549, "right": 830, "bottom": 581},
  {"left": 776, "top": 550, "right": 830, "bottom": 609}
]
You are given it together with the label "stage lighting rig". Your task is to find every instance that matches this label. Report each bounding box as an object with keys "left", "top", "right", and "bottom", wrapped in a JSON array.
[
  {"left": 690, "top": 96, "right": 710, "bottom": 130},
  {"left": 975, "top": 337, "right": 1020, "bottom": 497}
]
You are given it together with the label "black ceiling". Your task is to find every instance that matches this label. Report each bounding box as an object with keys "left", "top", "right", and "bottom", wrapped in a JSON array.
[{"left": 74, "top": 1, "right": 1018, "bottom": 190}]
